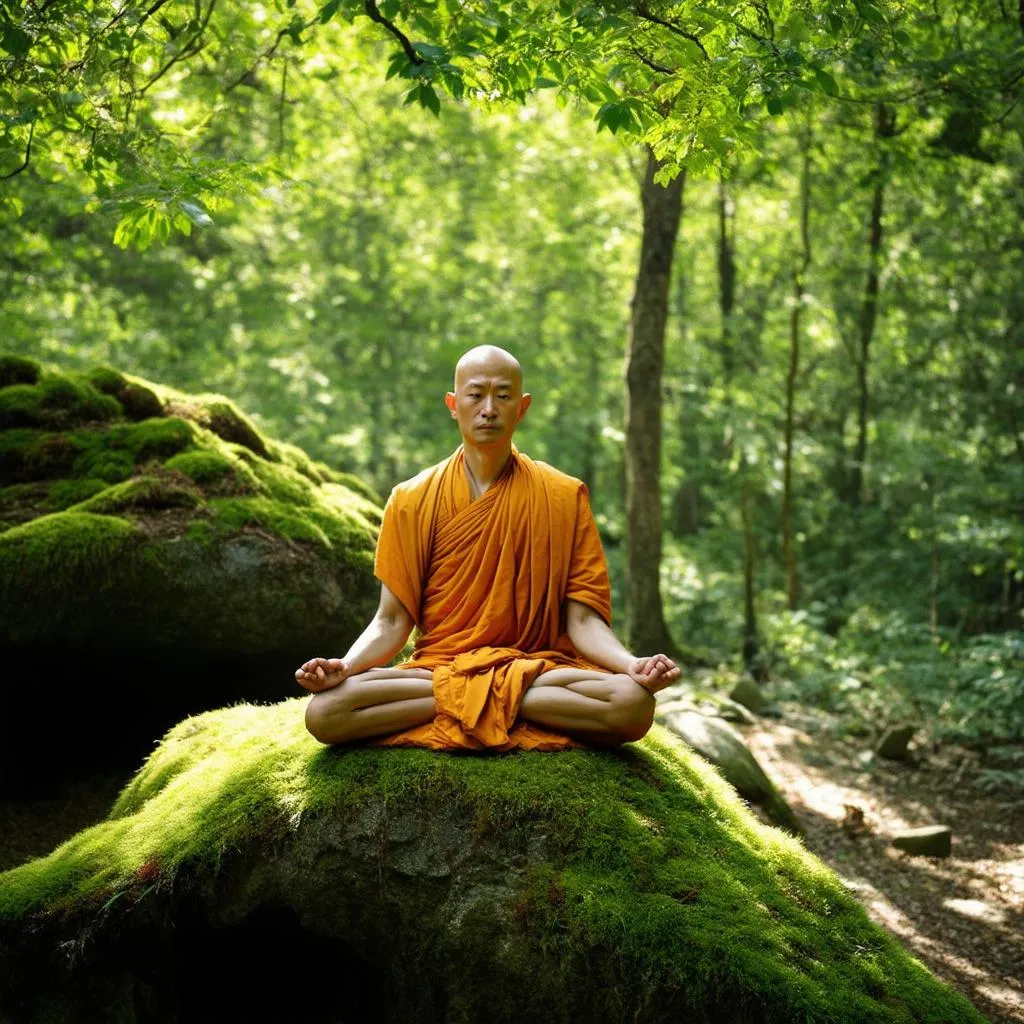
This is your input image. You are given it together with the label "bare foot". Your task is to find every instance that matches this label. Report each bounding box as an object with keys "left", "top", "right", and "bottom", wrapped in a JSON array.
[{"left": 627, "top": 654, "right": 681, "bottom": 695}]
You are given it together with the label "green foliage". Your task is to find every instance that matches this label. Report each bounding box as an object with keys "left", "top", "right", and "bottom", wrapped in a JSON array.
[{"left": 0, "top": 708, "right": 985, "bottom": 1022}]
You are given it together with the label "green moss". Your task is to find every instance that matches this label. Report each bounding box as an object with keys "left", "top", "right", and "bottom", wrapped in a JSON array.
[
  {"left": 47, "top": 478, "right": 110, "bottom": 510},
  {"left": 0, "top": 354, "right": 41, "bottom": 388},
  {"left": 0, "top": 714, "right": 984, "bottom": 1023},
  {"left": 0, "top": 429, "right": 83, "bottom": 483},
  {"left": 70, "top": 418, "right": 196, "bottom": 483},
  {"left": 0, "top": 511, "right": 140, "bottom": 585},
  {"left": 273, "top": 440, "right": 330, "bottom": 484},
  {"left": 163, "top": 448, "right": 258, "bottom": 492},
  {"left": 85, "top": 366, "right": 127, "bottom": 394},
  {"left": 70, "top": 474, "right": 203, "bottom": 514},
  {"left": 0, "top": 481, "right": 45, "bottom": 502},
  {"left": 160, "top": 392, "right": 271, "bottom": 459},
  {"left": 245, "top": 454, "right": 317, "bottom": 505},
  {"left": 86, "top": 366, "right": 164, "bottom": 421},
  {"left": 331, "top": 470, "right": 383, "bottom": 505},
  {"left": 209, "top": 496, "right": 332, "bottom": 546},
  {"left": 0, "top": 384, "right": 43, "bottom": 428},
  {"left": 0, "top": 370, "right": 121, "bottom": 431}
]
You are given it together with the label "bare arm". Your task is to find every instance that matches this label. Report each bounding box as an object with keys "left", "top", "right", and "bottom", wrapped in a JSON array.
[
  {"left": 296, "top": 583, "right": 414, "bottom": 692},
  {"left": 566, "top": 598, "right": 634, "bottom": 673},
  {"left": 565, "top": 598, "right": 681, "bottom": 691}
]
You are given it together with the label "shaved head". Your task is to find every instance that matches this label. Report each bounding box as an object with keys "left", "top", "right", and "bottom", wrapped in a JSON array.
[{"left": 454, "top": 345, "right": 523, "bottom": 393}]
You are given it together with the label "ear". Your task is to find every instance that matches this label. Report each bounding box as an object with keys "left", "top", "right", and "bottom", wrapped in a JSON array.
[
  {"left": 518, "top": 393, "right": 532, "bottom": 420},
  {"left": 444, "top": 391, "right": 457, "bottom": 417}
]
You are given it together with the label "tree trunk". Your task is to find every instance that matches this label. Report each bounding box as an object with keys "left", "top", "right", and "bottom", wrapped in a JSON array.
[
  {"left": 624, "top": 148, "right": 685, "bottom": 654},
  {"left": 848, "top": 102, "right": 894, "bottom": 506},
  {"left": 782, "top": 126, "right": 812, "bottom": 610},
  {"left": 716, "top": 171, "right": 761, "bottom": 671}
]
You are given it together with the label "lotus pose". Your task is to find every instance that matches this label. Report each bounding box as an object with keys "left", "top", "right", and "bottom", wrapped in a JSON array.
[{"left": 297, "top": 345, "right": 680, "bottom": 750}]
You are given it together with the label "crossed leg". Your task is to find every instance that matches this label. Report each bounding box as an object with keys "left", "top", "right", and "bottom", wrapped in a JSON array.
[
  {"left": 305, "top": 667, "right": 435, "bottom": 745},
  {"left": 304, "top": 664, "right": 656, "bottom": 747},
  {"left": 519, "top": 667, "right": 656, "bottom": 746}
]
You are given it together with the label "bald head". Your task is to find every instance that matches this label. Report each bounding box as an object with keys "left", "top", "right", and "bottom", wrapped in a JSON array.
[
  {"left": 445, "top": 345, "right": 531, "bottom": 447},
  {"left": 454, "top": 345, "right": 523, "bottom": 393}
]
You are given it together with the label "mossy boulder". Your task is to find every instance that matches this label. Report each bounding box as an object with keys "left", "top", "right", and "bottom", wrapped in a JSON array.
[
  {"left": 0, "top": 353, "right": 383, "bottom": 783},
  {"left": 0, "top": 710, "right": 984, "bottom": 1023}
]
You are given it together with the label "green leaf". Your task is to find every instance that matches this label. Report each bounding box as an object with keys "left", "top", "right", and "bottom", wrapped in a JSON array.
[
  {"left": 858, "top": 2, "right": 886, "bottom": 25},
  {"left": 814, "top": 69, "right": 839, "bottom": 96},
  {"left": 535, "top": 77, "right": 560, "bottom": 89},
  {"left": 0, "top": 25, "right": 32, "bottom": 55},
  {"left": 412, "top": 41, "right": 447, "bottom": 61},
  {"left": 177, "top": 200, "right": 213, "bottom": 226},
  {"left": 418, "top": 82, "right": 440, "bottom": 116},
  {"left": 318, "top": 0, "right": 341, "bottom": 23},
  {"left": 765, "top": 94, "right": 784, "bottom": 115}
]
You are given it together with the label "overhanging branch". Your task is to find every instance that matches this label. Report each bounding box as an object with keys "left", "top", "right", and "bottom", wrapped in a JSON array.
[{"left": 364, "top": 0, "right": 422, "bottom": 66}]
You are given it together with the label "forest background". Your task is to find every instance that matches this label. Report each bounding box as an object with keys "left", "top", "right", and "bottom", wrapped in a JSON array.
[{"left": 1, "top": 0, "right": 1022, "bottom": 784}]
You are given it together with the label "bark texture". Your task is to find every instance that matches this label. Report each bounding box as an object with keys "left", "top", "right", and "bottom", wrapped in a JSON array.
[{"left": 624, "top": 148, "right": 685, "bottom": 654}]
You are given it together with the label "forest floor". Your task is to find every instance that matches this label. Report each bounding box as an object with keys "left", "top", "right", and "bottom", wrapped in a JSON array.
[
  {"left": 743, "top": 703, "right": 1024, "bottom": 1024},
  {"left": 1, "top": 708, "right": 1021, "bottom": 1023}
]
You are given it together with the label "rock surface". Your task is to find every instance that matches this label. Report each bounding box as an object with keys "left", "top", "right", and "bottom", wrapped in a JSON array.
[
  {"left": 729, "top": 675, "right": 767, "bottom": 714},
  {"left": 656, "top": 706, "right": 802, "bottom": 834},
  {"left": 0, "top": 707, "right": 985, "bottom": 1024},
  {"left": 891, "top": 825, "right": 953, "bottom": 858},
  {"left": 0, "top": 353, "right": 381, "bottom": 784},
  {"left": 876, "top": 725, "right": 916, "bottom": 761}
]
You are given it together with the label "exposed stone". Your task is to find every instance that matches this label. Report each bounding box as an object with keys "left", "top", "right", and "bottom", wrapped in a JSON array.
[
  {"left": 891, "top": 825, "right": 952, "bottom": 858},
  {"left": 729, "top": 675, "right": 766, "bottom": 713},
  {"left": 876, "top": 724, "right": 916, "bottom": 761},
  {"left": 657, "top": 708, "right": 801, "bottom": 834}
]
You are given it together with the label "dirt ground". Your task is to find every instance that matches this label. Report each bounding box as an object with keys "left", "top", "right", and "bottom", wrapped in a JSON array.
[
  {"left": 1, "top": 707, "right": 1021, "bottom": 1023},
  {"left": 742, "top": 704, "right": 1024, "bottom": 1024}
]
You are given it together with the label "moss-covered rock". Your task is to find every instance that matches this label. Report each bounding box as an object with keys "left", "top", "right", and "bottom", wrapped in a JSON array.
[
  {"left": 0, "top": 711, "right": 984, "bottom": 1023},
  {"left": 0, "top": 352, "right": 382, "bottom": 783}
]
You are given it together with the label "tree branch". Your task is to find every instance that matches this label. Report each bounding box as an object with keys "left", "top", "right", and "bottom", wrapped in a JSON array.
[
  {"left": 139, "top": 0, "right": 218, "bottom": 96},
  {"left": 634, "top": 4, "right": 709, "bottom": 60},
  {"left": 1, "top": 120, "right": 35, "bottom": 181},
  {"left": 363, "top": 0, "right": 422, "bottom": 66},
  {"left": 631, "top": 48, "right": 675, "bottom": 75},
  {"left": 224, "top": 16, "right": 317, "bottom": 92}
]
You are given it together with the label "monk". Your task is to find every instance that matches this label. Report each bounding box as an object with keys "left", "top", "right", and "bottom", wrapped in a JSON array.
[{"left": 296, "top": 345, "right": 681, "bottom": 751}]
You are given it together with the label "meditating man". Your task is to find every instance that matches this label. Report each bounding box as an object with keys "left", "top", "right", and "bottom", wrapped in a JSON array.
[{"left": 296, "top": 345, "right": 681, "bottom": 751}]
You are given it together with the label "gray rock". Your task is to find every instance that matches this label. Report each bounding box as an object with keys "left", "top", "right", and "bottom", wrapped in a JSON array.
[
  {"left": 657, "top": 708, "right": 801, "bottom": 834},
  {"left": 729, "top": 675, "right": 766, "bottom": 713},
  {"left": 891, "top": 825, "right": 952, "bottom": 858},
  {"left": 708, "top": 697, "right": 759, "bottom": 726},
  {"left": 876, "top": 725, "right": 915, "bottom": 761}
]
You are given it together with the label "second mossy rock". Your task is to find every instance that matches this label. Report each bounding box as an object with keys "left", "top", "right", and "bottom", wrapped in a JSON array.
[{"left": 0, "top": 354, "right": 382, "bottom": 782}]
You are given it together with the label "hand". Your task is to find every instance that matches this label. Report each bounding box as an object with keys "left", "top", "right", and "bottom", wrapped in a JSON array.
[
  {"left": 627, "top": 654, "right": 681, "bottom": 694},
  {"left": 295, "top": 657, "right": 351, "bottom": 693}
]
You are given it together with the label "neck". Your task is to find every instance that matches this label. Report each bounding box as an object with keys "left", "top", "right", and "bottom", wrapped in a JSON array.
[{"left": 461, "top": 440, "right": 513, "bottom": 491}]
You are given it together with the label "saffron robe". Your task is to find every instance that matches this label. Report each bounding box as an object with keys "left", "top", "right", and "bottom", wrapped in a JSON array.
[{"left": 370, "top": 442, "right": 613, "bottom": 752}]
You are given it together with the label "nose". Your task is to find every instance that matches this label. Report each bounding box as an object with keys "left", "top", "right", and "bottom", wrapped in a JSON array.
[{"left": 482, "top": 395, "right": 496, "bottom": 417}]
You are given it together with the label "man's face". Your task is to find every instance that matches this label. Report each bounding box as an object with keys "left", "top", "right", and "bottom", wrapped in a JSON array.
[{"left": 445, "top": 364, "right": 531, "bottom": 446}]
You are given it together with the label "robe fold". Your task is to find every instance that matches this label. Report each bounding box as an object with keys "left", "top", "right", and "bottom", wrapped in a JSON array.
[{"left": 370, "top": 442, "right": 613, "bottom": 752}]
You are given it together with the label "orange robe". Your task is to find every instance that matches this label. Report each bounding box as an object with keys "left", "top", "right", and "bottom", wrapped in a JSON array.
[{"left": 370, "top": 442, "right": 613, "bottom": 752}]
